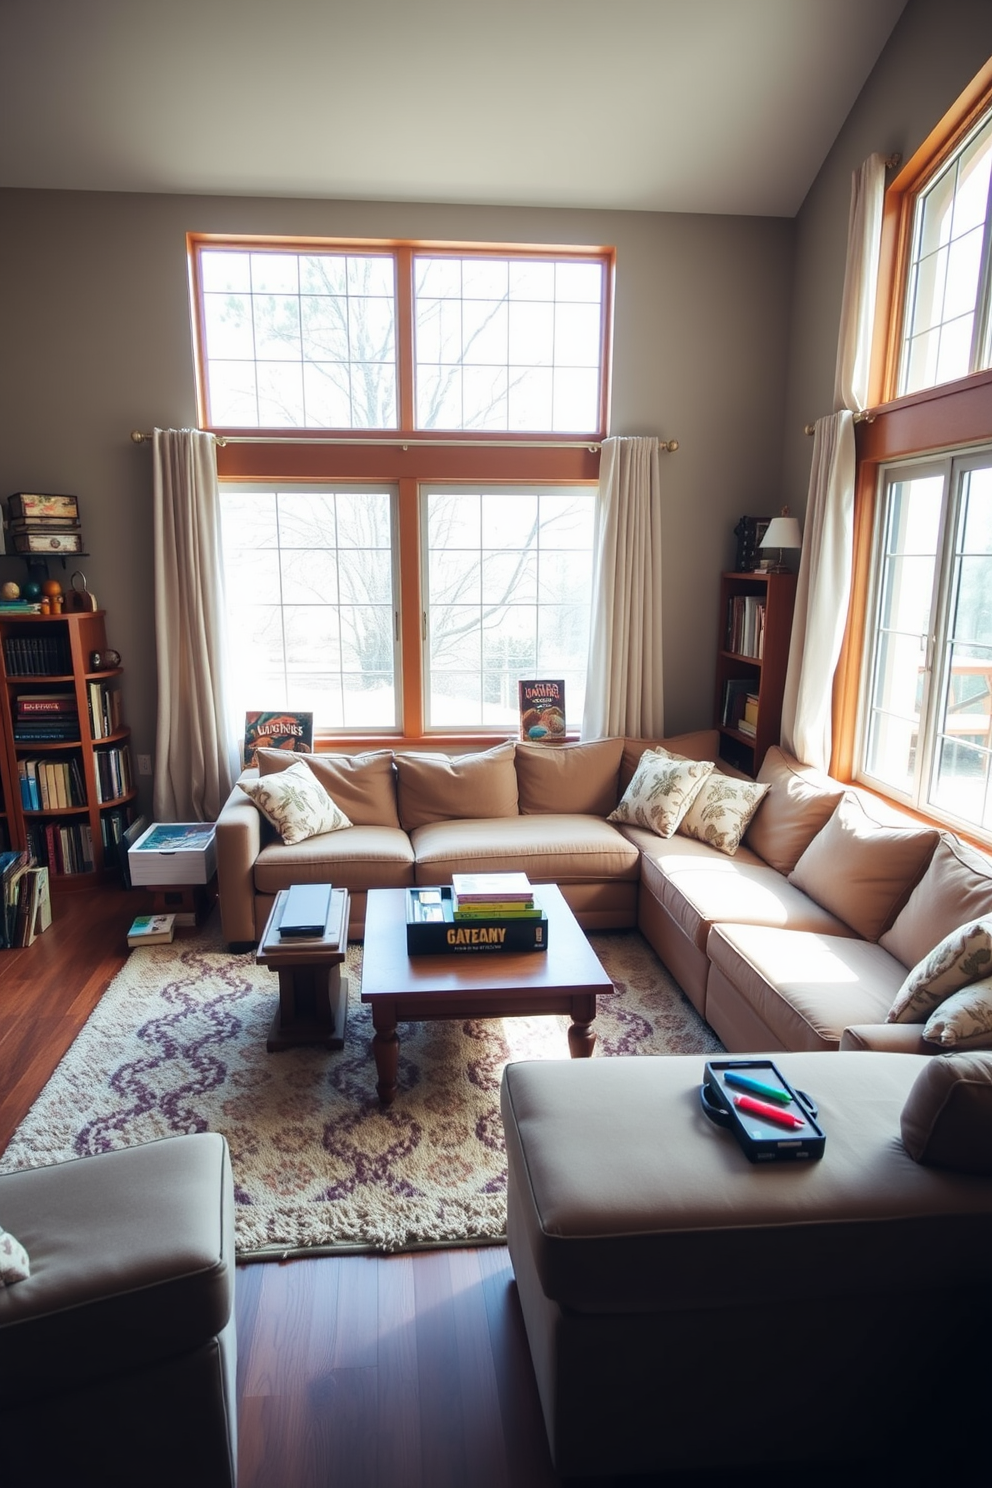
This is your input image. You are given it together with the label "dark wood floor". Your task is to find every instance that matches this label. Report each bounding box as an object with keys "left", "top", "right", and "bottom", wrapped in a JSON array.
[{"left": 0, "top": 887, "right": 968, "bottom": 1488}]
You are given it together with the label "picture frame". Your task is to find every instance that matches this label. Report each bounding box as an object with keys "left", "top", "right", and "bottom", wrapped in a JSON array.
[{"left": 733, "top": 515, "right": 771, "bottom": 572}]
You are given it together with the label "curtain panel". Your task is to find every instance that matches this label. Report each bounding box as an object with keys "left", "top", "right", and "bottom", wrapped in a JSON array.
[
  {"left": 582, "top": 436, "right": 665, "bottom": 741},
  {"left": 152, "top": 428, "right": 238, "bottom": 822},
  {"left": 781, "top": 152, "right": 887, "bottom": 770}
]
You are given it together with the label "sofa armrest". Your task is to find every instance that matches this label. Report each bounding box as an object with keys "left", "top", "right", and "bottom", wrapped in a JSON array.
[
  {"left": 840, "top": 1023, "right": 932, "bottom": 1055},
  {"left": 215, "top": 779, "right": 262, "bottom": 949}
]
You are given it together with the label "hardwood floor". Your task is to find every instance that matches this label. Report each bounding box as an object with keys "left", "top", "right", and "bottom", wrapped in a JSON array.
[{"left": 0, "top": 887, "right": 968, "bottom": 1488}]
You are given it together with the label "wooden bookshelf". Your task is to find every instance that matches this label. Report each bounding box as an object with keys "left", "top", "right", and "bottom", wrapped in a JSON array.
[
  {"left": 0, "top": 610, "right": 136, "bottom": 889},
  {"left": 714, "top": 570, "right": 797, "bottom": 775}
]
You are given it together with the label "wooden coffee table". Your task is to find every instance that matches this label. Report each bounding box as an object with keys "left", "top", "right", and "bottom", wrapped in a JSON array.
[
  {"left": 257, "top": 886, "right": 350, "bottom": 1052},
  {"left": 360, "top": 884, "right": 616, "bottom": 1106}
]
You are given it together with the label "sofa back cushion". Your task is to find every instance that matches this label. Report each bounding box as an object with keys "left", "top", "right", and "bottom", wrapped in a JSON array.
[
  {"left": 394, "top": 742, "right": 519, "bottom": 830},
  {"left": 787, "top": 792, "right": 938, "bottom": 941},
  {"left": 901, "top": 1052, "right": 992, "bottom": 1175},
  {"left": 619, "top": 730, "right": 722, "bottom": 794},
  {"left": 515, "top": 737, "right": 624, "bottom": 816},
  {"left": 743, "top": 746, "right": 846, "bottom": 874},
  {"left": 257, "top": 747, "right": 401, "bottom": 829},
  {"left": 879, "top": 832, "right": 992, "bottom": 971}
]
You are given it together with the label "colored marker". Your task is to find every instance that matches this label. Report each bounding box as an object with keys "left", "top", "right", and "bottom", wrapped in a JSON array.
[
  {"left": 724, "top": 1070, "right": 793, "bottom": 1105},
  {"left": 734, "top": 1094, "right": 806, "bottom": 1130}
]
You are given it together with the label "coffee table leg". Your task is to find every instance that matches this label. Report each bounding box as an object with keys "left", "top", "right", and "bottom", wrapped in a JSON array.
[
  {"left": 371, "top": 1004, "right": 399, "bottom": 1106},
  {"left": 568, "top": 994, "right": 598, "bottom": 1057}
]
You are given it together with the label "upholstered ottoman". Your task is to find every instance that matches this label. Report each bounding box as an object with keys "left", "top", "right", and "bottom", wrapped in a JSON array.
[
  {"left": 501, "top": 1052, "right": 992, "bottom": 1480},
  {"left": 0, "top": 1133, "right": 237, "bottom": 1488}
]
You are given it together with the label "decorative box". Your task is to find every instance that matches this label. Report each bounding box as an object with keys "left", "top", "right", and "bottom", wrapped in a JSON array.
[
  {"left": 12, "top": 530, "right": 84, "bottom": 554},
  {"left": 8, "top": 492, "right": 81, "bottom": 522},
  {"left": 405, "top": 886, "right": 548, "bottom": 954},
  {"left": 127, "top": 821, "right": 218, "bottom": 886}
]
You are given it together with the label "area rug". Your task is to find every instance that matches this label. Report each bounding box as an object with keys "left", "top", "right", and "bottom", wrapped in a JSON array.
[{"left": 0, "top": 926, "right": 722, "bottom": 1258}]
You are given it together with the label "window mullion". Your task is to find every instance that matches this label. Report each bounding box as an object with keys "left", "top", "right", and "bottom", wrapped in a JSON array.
[{"left": 395, "top": 247, "right": 416, "bottom": 432}]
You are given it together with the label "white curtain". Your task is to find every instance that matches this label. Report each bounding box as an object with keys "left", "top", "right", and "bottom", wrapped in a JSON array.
[
  {"left": 781, "top": 152, "right": 887, "bottom": 769},
  {"left": 582, "top": 436, "right": 665, "bottom": 740},
  {"left": 152, "top": 428, "right": 238, "bottom": 821}
]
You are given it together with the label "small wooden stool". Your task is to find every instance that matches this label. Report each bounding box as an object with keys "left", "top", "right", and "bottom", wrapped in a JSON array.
[{"left": 256, "top": 886, "right": 350, "bottom": 1052}]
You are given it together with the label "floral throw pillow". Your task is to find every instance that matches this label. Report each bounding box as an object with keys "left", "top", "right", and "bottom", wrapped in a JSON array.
[
  {"left": 887, "top": 918, "right": 992, "bottom": 1024},
  {"left": 0, "top": 1227, "right": 30, "bottom": 1285},
  {"left": 922, "top": 978, "right": 992, "bottom": 1050},
  {"left": 239, "top": 759, "right": 352, "bottom": 845},
  {"left": 677, "top": 774, "right": 770, "bottom": 856},
  {"left": 608, "top": 748, "right": 714, "bottom": 839}
]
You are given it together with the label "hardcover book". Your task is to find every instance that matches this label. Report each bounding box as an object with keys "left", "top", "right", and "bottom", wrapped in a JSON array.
[
  {"left": 127, "top": 913, "right": 176, "bottom": 947},
  {"left": 518, "top": 679, "right": 566, "bottom": 743},
  {"left": 243, "top": 710, "right": 314, "bottom": 767}
]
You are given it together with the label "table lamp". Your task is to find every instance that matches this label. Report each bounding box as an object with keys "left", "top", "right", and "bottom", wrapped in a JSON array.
[{"left": 759, "top": 508, "right": 802, "bottom": 571}]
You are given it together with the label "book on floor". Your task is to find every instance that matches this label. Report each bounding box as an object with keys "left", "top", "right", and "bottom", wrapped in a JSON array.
[{"left": 127, "top": 913, "right": 176, "bottom": 947}]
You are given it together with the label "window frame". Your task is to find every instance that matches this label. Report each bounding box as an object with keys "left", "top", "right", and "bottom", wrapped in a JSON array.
[
  {"left": 834, "top": 60, "right": 992, "bottom": 846},
  {"left": 190, "top": 235, "right": 613, "bottom": 747}
]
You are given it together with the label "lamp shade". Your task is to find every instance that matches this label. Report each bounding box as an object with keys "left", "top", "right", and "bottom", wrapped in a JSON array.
[{"left": 760, "top": 516, "right": 802, "bottom": 551}]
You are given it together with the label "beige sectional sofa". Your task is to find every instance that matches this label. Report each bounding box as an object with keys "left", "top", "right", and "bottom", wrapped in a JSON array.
[{"left": 214, "top": 729, "right": 992, "bottom": 1056}]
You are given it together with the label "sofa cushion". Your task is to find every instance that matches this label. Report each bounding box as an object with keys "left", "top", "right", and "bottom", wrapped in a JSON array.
[
  {"left": 257, "top": 747, "right": 400, "bottom": 829},
  {"left": 395, "top": 743, "right": 519, "bottom": 830},
  {"left": 411, "top": 814, "right": 641, "bottom": 886},
  {"left": 608, "top": 748, "right": 713, "bottom": 838},
  {"left": 887, "top": 918, "right": 992, "bottom": 1023},
  {"left": 253, "top": 824, "right": 415, "bottom": 895},
  {"left": 677, "top": 773, "right": 770, "bottom": 856},
  {"left": 879, "top": 832, "right": 992, "bottom": 970},
  {"left": 636, "top": 834, "right": 853, "bottom": 952},
  {"left": 787, "top": 793, "right": 938, "bottom": 941},
  {"left": 901, "top": 1052, "right": 992, "bottom": 1175},
  {"left": 743, "top": 746, "right": 846, "bottom": 874},
  {"left": 619, "top": 730, "right": 722, "bottom": 794},
  {"left": 922, "top": 979, "right": 992, "bottom": 1050},
  {"left": 501, "top": 1051, "right": 992, "bottom": 1316},
  {"left": 705, "top": 924, "right": 906, "bottom": 1050},
  {"left": 515, "top": 737, "right": 624, "bottom": 816},
  {"left": 239, "top": 759, "right": 352, "bottom": 844}
]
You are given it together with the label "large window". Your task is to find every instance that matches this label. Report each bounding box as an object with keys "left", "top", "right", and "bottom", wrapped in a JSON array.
[
  {"left": 195, "top": 236, "right": 609, "bottom": 742},
  {"left": 859, "top": 450, "right": 992, "bottom": 837},
  {"left": 191, "top": 239, "right": 612, "bottom": 436}
]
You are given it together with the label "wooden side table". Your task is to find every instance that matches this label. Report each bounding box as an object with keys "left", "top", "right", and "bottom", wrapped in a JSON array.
[{"left": 256, "top": 886, "right": 350, "bottom": 1052}]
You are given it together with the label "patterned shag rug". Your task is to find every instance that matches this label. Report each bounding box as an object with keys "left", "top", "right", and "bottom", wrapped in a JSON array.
[{"left": 0, "top": 925, "right": 722, "bottom": 1258}]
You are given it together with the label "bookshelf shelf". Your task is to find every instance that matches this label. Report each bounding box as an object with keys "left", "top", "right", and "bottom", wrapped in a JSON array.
[
  {"left": 714, "top": 570, "right": 797, "bottom": 774},
  {"left": 0, "top": 611, "right": 136, "bottom": 889}
]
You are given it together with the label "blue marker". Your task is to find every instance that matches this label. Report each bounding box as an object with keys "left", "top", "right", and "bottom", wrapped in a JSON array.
[{"left": 724, "top": 1070, "right": 793, "bottom": 1105}]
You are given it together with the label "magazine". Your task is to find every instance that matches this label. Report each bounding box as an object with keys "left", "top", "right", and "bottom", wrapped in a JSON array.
[
  {"left": 243, "top": 711, "right": 314, "bottom": 767},
  {"left": 518, "top": 679, "right": 566, "bottom": 743}
]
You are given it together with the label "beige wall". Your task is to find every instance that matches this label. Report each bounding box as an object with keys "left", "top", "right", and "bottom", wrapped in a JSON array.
[
  {"left": 781, "top": 0, "right": 992, "bottom": 508},
  {"left": 0, "top": 191, "right": 793, "bottom": 802}
]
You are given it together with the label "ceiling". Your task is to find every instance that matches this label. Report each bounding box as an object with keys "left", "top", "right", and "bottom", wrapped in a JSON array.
[{"left": 1, "top": 0, "right": 908, "bottom": 217}]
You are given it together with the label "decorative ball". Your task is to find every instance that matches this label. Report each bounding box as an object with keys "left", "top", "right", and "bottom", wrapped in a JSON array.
[
  {"left": 22, "top": 580, "right": 43, "bottom": 601},
  {"left": 41, "top": 578, "right": 63, "bottom": 598},
  {"left": 1, "top": 581, "right": 21, "bottom": 601}
]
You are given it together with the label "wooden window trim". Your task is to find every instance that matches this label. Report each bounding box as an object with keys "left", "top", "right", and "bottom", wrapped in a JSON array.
[{"left": 188, "top": 233, "right": 616, "bottom": 444}]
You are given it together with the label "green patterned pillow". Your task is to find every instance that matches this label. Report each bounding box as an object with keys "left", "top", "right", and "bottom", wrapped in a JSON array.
[
  {"left": 922, "top": 978, "right": 992, "bottom": 1050},
  {"left": 240, "top": 759, "right": 352, "bottom": 844},
  {"left": 888, "top": 918, "right": 992, "bottom": 1023},
  {"left": 608, "top": 747, "right": 714, "bottom": 839},
  {"left": 677, "top": 773, "right": 770, "bottom": 856}
]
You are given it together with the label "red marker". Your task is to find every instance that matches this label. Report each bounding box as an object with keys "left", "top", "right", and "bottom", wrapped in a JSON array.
[{"left": 734, "top": 1094, "right": 805, "bottom": 1130}]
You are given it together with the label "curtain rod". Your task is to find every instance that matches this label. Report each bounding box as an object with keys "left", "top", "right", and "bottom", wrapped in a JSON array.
[{"left": 130, "top": 430, "right": 678, "bottom": 452}]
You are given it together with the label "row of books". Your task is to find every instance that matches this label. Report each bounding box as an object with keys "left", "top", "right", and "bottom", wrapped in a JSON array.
[
  {"left": 2, "top": 634, "right": 72, "bottom": 677},
  {"left": 721, "top": 678, "right": 758, "bottom": 731},
  {"left": 726, "top": 595, "right": 766, "bottom": 660},
  {"left": 13, "top": 691, "right": 79, "bottom": 741},
  {"left": 88, "top": 680, "right": 124, "bottom": 738},
  {"left": 1, "top": 855, "right": 52, "bottom": 948},
  {"left": 17, "top": 755, "right": 87, "bottom": 810},
  {"left": 24, "top": 819, "right": 96, "bottom": 877},
  {"left": 94, "top": 744, "right": 133, "bottom": 803}
]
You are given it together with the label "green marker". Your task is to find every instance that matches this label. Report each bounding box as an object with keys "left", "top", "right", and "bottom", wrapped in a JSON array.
[{"left": 724, "top": 1070, "right": 793, "bottom": 1105}]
